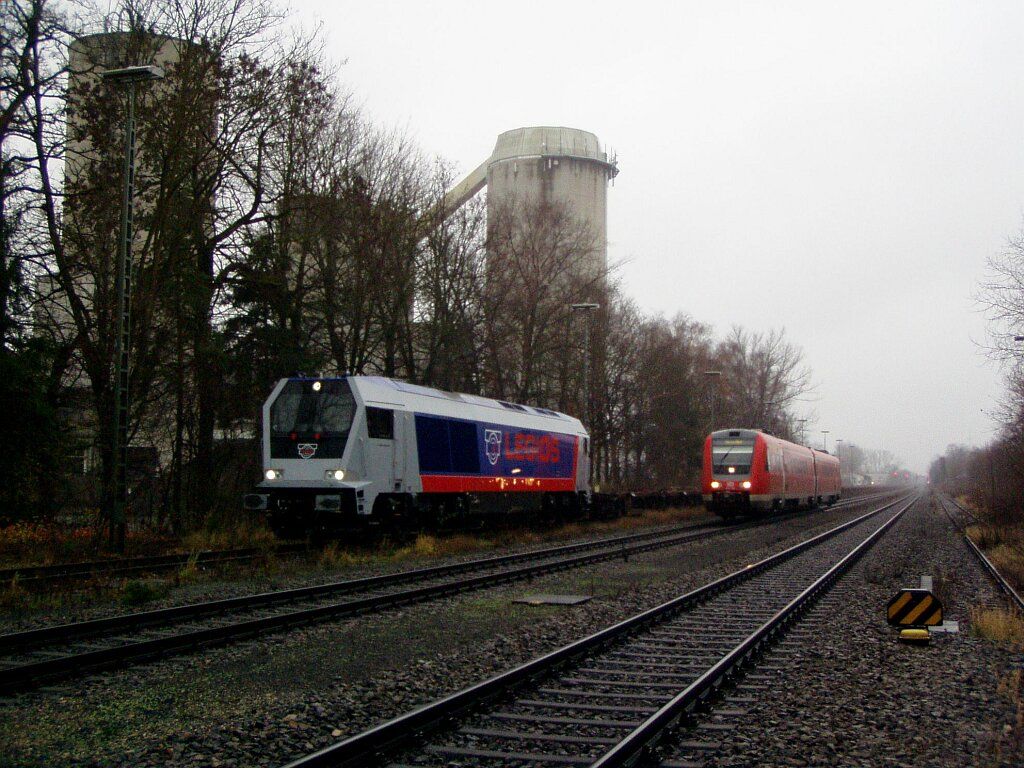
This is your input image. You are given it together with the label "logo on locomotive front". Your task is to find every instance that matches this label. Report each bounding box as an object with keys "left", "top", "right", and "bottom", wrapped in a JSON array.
[
  {"left": 484, "top": 429, "right": 502, "bottom": 466},
  {"left": 297, "top": 443, "right": 318, "bottom": 459}
]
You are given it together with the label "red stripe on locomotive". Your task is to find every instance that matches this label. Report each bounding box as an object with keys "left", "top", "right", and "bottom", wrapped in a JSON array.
[{"left": 420, "top": 475, "right": 578, "bottom": 493}]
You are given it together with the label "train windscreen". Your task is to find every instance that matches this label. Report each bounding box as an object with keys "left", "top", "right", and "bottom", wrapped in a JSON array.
[
  {"left": 711, "top": 437, "right": 755, "bottom": 475},
  {"left": 270, "top": 379, "right": 355, "bottom": 459}
]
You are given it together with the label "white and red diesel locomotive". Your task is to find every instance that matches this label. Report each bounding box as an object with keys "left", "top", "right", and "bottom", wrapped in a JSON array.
[
  {"left": 701, "top": 428, "right": 841, "bottom": 519},
  {"left": 244, "top": 376, "right": 591, "bottom": 537}
]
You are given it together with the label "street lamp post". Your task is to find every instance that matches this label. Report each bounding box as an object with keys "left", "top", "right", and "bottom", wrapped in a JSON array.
[
  {"left": 101, "top": 64, "right": 164, "bottom": 553},
  {"left": 570, "top": 303, "right": 600, "bottom": 486},
  {"left": 704, "top": 370, "right": 722, "bottom": 431},
  {"left": 570, "top": 302, "right": 600, "bottom": 427}
]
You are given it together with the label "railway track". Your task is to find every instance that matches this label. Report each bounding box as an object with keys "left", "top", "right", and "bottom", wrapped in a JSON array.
[
  {"left": 0, "top": 495, "right": 889, "bottom": 694},
  {"left": 935, "top": 492, "right": 1024, "bottom": 613},
  {"left": 279, "top": 492, "right": 916, "bottom": 768},
  {"left": 0, "top": 543, "right": 309, "bottom": 588}
]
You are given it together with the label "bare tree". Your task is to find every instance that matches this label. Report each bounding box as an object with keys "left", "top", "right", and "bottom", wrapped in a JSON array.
[
  {"left": 978, "top": 225, "right": 1024, "bottom": 364},
  {"left": 481, "top": 196, "right": 604, "bottom": 404},
  {"left": 15, "top": 0, "right": 331, "bottom": 537},
  {"left": 715, "top": 326, "right": 813, "bottom": 434},
  {"left": 413, "top": 165, "right": 488, "bottom": 391}
]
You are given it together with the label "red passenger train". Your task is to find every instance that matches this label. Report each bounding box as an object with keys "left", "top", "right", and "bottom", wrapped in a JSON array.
[{"left": 701, "top": 429, "right": 841, "bottom": 519}]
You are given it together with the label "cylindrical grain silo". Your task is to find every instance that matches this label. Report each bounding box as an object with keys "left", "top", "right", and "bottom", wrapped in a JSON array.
[{"left": 485, "top": 127, "right": 618, "bottom": 282}]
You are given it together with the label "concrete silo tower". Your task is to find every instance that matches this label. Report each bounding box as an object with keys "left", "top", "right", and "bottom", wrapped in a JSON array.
[{"left": 444, "top": 126, "right": 618, "bottom": 281}]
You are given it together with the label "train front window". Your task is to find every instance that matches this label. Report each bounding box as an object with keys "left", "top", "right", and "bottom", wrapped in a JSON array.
[
  {"left": 270, "top": 379, "right": 355, "bottom": 459},
  {"left": 712, "top": 439, "right": 755, "bottom": 475}
]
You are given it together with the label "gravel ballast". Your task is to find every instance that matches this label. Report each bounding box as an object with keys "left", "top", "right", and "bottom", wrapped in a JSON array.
[
  {"left": 0, "top": 500, "right": 880, "bottom": 766},
  {"left": 8, "top": 492, "right": 1015, "bottom": 768},
  {"left": 667, "top": 493, "right": 1022, "bottom": 767}
]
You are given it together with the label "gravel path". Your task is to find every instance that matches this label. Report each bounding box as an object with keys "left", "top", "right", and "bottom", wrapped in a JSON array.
[
  {"left": 664, "top": 492, "right": 1023, "bottom": 768},
  {"left": 0, "top": 497, "right": 902, "bottom": 767}
]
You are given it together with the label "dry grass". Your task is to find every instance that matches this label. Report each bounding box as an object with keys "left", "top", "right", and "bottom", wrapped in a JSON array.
[
  {"left": 312, "top": 507, "right": 703, "bottom": 573},
  {"left": 180, "top": 522, "right": 277, "bottom": 553},
  {"left": 966, "top": 522, "right": 1024, "bottom": 597},
  {"left": 318, "top": 543, "right": 374, "bottom": 570},
  {"left": 404, "top": 533, "right": 486, "bottom": 559},
  {"left": 542, "top": 506, "right": 702, "bottom": 540},
  {"left": 400, "top": 507, "right": 702, "bottom": 560},
  {"left": 989, "top": 544, "right": 1024, "bottom": 589},
  {"left": 995, "top": 668, "right": 1024, "bottom": 764},
  {"left": 970, "top": 605, "right": 1024, "bottom": 648},
  {"left": 967, "top": 524, "right": 1003, "bottom": 550},
  {"left": 0, "top": 521, "right": 176, "bottom": 567},
  {"left": 171, "top": 552, "right": 202, "bottom": 585}
]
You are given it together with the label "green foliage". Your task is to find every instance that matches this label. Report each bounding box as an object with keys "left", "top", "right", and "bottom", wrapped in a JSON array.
[{"left": 122, "top": 578, "right": 167, "bottom": 606}]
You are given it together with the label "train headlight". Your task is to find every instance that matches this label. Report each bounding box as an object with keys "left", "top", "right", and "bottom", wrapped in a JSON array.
[
  {"left": 312, "top": 380, "right": 322, "bottom": 392},
  {"left": 710, "top": 481, "right": 721, "bottom": 489},
  {"left": 325, "top": 469, "right": 345, "bottom": 481},
  {"left": 742, "top": 481, "right": 752, "bottom": 489},
  {"left": 727, "top": 467, "right": 735, "bottom": 474},
  {"left": 265, "top": 469, "right": 283, "bottom": 481}
]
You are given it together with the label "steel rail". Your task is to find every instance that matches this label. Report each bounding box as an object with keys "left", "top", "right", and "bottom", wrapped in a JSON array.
[
  {"left": 0, "top": 513, "right": 795, "bottom": 692},
  {"left": 937, "top": 493, "right": 1024, "bottom": 613},
  {"left": 0, "top": 495, "right": 885, "bottom": 657},
  {"left": 961, "top": 535, "right": 1024, "bottom": 613},
  {"left": 278, "top": 493, "right": 915, "bottom": 768},
  {"left": 0, "top": 493, "right": 894, "bottom": 693},
  {"left": 592, "top": 495, "right": 914, "bottom": 768},
  {"left": 0, "top": 494, "right": 890, "bottom": 694},
  {"left": 0, "top": 492, "right": 888, "bottom": 589},
  {"left": 0, "top": 520, "right": 726, "bottom": 654},
  {"left": 0, "top": 543, "right": 309, "bottom": 586}
]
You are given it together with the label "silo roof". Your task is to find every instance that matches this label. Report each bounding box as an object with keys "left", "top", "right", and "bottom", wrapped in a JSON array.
[{"left": 491, "top": 126, "right": 615, "bottom": 168}]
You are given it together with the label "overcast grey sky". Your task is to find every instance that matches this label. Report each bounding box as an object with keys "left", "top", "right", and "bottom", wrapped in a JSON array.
[{"left": 307, "top": 0, "right": 1024, "bottom": 473}]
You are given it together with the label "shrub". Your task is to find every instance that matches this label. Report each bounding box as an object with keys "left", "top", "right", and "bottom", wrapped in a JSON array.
[{"left": 122, "top": 578, "right": 167, "bottom": 606}]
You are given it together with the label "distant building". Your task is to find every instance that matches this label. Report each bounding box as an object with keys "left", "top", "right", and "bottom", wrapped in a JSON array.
[
  {"left": 445, "top": 126, "right": 618, "bottom": 284},
  {"left": 36, "top": 31, "right": 210, "bottom": 479}
]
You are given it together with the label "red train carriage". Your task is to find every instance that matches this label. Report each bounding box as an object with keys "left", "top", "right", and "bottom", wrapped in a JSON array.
[{"left": 702, "top": 429, "right": 841, "bottom": 519}]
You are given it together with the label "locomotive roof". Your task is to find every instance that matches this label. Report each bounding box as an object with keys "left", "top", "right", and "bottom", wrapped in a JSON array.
[
  {"left": 710, "top": 428, "right": 762, "bottom": 439},
  {"left": 292, "top": 376, "right": 577, "bottom": 424},
  {"left": 709, "top": 428, "right": 837, "bottom": 459}
]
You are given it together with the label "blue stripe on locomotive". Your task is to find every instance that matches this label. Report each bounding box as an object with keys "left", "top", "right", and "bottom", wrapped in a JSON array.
[{"left": 414, "top": 414, "right": 576, "bottom": 478}]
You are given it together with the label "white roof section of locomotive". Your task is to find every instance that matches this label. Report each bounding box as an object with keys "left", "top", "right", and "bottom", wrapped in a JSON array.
[{"left": 347, "top": 376, "right": 587, "bottom": 435}]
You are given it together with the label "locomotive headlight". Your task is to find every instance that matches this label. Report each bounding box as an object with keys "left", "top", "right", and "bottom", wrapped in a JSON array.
[
  {"left": 265, "top": 469, "right": 283, "bottom": 481},
  {"left": 742, "top": 481, "right": 752, "bottom": 489},
  {"left": 325, "top": 469, "right": 345, "bottom": 481},
  {"left": 727, "top": 467, "right": 735, "bottom": 474},
  {"left": 312, "top": 380, "right": 322, "bottom": 392},
  {"left": 710, "top": 481, "right": 721, "bottom": 489}
]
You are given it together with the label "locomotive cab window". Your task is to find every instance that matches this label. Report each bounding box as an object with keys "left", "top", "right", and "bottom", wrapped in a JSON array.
[
  {"left": 711, "top": 437, "right": 755, "bottom": 475},
  {"left": 270, "top": 379, "right": 355, "bottom": 459},
  {"left": 366, "top": 407, "right": 394, "bottom": 440}
]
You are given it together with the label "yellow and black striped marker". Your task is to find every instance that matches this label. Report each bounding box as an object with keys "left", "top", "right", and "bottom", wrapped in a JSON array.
[{"left": 887, "top": 588, "right": 943, "bottom": 627}]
